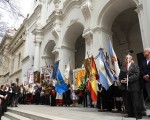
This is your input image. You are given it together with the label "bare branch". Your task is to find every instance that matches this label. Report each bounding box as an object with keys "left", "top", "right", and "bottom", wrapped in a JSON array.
[
  {"left": 0, "top": 0, "right": 24, "bottom": 40},
  {"left": 0, "top": 0, "right": 23, "bottom": 18}
]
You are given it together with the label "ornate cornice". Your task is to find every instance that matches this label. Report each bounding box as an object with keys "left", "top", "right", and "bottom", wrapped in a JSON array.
[
  {"left": 9, "top": 37, "right": 25, "bottom": 53},
  {"left": 61, "top": 0, "right": 82, "bottom": 18},
  {"left": 61, "top": 45, "right": 76, "bottom": 52},
  {"left": 52, "top": 26, "right": 61, "bottom": 40},
  {"left": 32, "top": 24, "right": 43, "bottom": 44},
  {"left": 53, "top": 0, "right": 61, "bottom": 9},
  {"left": 93, "top": 26, "right": 113, "bottom": 35},
  {"left": 42, "top": 55, "right": 54, "bottom": 59},
  {"left": 27, "top": 4, "right": 42, "bottom": 27},
  {"left": 45, "top": 9, "right": 62, "bottom": 35},
  {"left": 82, "top": 28, "right": 93, "bottom": 40},
  {"left": 46, "top": 9, "right": 62, "bottom": 24},
  {"left": 81, "top": 0, "right": 92, "bottom": 28},
  {"left": 21, "top": 55, "right": 30, "bottom": 63},
  {"left": 135, "top": 4, "right": 143, "bottom": 13}
]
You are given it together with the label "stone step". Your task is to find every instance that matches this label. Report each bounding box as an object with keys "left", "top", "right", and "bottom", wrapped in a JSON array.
[
  {"left": 5, "top": 112, "right": 32, "bottom": 120},
  {"left": 1, "top": 116, "right": 11, "bottom": 120},
  {"left": 7, "top": 107, "right": 71, "bottom": 120}
]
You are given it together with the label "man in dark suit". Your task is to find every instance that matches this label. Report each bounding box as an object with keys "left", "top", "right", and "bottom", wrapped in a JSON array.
[
  {"left": 12, "top": 82, "right": 20, "bottom": 107},
  {"left": 140, "top": 48, "right": 150, "bottom": 117},
  {"left": 140, "top": 48, "right": 150, "bottom": 99},
  {"left": 120, "top": 55, "right": 142, "bottom": 119}
]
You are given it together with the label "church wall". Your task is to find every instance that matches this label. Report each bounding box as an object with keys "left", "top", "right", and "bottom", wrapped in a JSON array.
[{"left": 1, "top": 0, "right": 150, "bottom": 84}]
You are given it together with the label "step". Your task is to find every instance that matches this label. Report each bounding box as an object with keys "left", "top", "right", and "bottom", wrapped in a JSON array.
[
  {"left": 7, "top": 107, "right": 72, "bottom": 120},
  {"left": 1, "top": 116, "right": 11, "bottom": 120},
  {"left": 4, "top": 112, "right": 32, "bottom": 120}
]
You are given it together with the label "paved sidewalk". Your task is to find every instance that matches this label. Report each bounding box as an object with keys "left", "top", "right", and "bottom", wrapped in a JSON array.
[{"left": 6, "top": 105, "right": 150, "bottom": 120}]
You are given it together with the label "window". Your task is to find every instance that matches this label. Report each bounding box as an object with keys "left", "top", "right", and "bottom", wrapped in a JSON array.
[
  {"left": 11, "top": 58, "right": 14, "bottom": 72},
  {"left": 18, "top": 53, "right": 21, "bottom": 68}
]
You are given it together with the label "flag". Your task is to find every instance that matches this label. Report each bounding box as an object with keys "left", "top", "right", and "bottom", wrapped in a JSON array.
[
  {"left": 99, "top": 50, "right": 113, "bottom": 90},
  {"left": 52, "top": 61, "right": 59, "bottom": 79},
  {"left": 55, "top": 69, "right": 68, "bottom": 95},
  {"left": 83, "top": 58, "right": 91, "bottom": 75},
  {"left": 104, "top": 57, "right": 116, "bottom": 82},
  {"left": 64, "top": 62, "right": 70, "bottom": 80},
  {"left": 109, "top": 40, "right": 120, "bottom": 77},
  {"left": 88, "top": 56, "right": 98, "bottom": 102},
  {"left": 76, "top": 70, "right": 86, "bottom": 88},
  {"left": 84, "top": 72, "right": 88, "bottom": 83}
]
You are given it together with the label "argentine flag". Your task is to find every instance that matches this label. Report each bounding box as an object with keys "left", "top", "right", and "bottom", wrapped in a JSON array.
[
  {"left": 109, "top": 40, "right": 120, "bottom": 77},
  {"left": 99, "top": 50, "right": 113, "bottom": 90}
]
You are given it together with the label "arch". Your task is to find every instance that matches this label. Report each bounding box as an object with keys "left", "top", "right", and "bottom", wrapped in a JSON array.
[
  {"left": 62, "top": 0, "right": 81, "bottom": 18},
  {"left": 63, "top": 22, "right": 84, "bottom": 49},
  {"left": 97, "top": 0, "right": 138, "bottom": 31},
  {"left": 43, "top": 40, "right": 56, "bottom": 65},
  {"left": 44, "top": 40, "right": 56, "bottom": 56},
  {"left": 62, "top": 21, "right": 85, "bottom": 70}
]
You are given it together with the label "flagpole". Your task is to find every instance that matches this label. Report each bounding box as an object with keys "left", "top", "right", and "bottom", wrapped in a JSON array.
[{"left": 87, "top": 51, "right": 90, "bottom": 59}]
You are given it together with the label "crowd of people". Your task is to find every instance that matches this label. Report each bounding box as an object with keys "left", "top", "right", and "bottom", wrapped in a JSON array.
[{"left": 0, "top": 48, "right": 150, "bottom": 120}]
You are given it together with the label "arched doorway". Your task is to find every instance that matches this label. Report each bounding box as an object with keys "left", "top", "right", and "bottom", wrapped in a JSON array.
[
  {"left": 98, "top": 0, "right": 144, "bottom": 65},
  {"left": 44, "top": 40, "right": 56, "bottom": 66},
  {"left": 112, "top": 8, "right": 143, "bottom": 65},
  {"left": 75, "top": 35, "right": 85, "bottom": 69},
  {"left": 98, "top": 0, "right": 147, "bottom": 99},
  {"left": 63, "top": 22, "right": 85, "bottom": 70}
]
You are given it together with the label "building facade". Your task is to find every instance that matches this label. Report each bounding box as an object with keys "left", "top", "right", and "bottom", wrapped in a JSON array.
[
  {"left": 1, "top": 0, "right": 150, "bottom": 84},
  {"left": 0, "top": 29, "right": 16, "bottom": 84},
  {"left": 8, "top": 21, "right": 26, "bottom": 84}
]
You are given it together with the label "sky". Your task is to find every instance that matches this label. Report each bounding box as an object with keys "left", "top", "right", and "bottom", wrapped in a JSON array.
[
  {"left": 0, "top": 0, "right": 32, "bottom": 41},
  {"left": 1, "top": 0, "right": 32, "bottom": 29},
  {"left": 12, "top": 0, "right": 32, "bottom": 28}
]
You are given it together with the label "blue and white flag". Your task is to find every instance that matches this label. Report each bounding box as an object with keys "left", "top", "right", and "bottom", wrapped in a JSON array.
[
  {"left": 52, "top": 61, "right": 59, "bottom": 79},
  {"left": 109, "top": 40, "right": 120, "bottom": 77},
  {"left": 99, "top": 50, "right": 114, "bottom": 90},
  {"left": 55, "top": 69, "right": 69, "bottom": 95}
]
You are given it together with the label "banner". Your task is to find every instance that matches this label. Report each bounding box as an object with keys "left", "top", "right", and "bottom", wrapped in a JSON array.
[
  {"left": 73, "top": 68, "right": 86, "bottom": 88},
  {"left": 27, "top": 69, "right": 34, "bottom": 84},
  {"left": 34, "top": 71, "right": 40, "bottom": 83},
  {"left": 41, "top": 65, "right": 53, "bottom": 81}
]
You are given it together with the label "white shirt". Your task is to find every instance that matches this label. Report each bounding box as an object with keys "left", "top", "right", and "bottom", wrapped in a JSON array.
[
  {"left": 127, "top": 62, "right": 132, "bottom": 71},
  {"left": 146, "top": 59, "right": 150, "bottom": 65}
]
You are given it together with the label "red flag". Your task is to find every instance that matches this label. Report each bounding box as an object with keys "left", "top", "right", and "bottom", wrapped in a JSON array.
[{"left": 88, "top": 56, "right": 98, "bottom": 102}]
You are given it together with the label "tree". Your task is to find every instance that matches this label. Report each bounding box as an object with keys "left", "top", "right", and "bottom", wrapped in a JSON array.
[
  {"left": 0, "top": 0, "right": 22, "bottom": 18},
  {"left": 0, "top": 0, "right": 24, "bottom": 40}
]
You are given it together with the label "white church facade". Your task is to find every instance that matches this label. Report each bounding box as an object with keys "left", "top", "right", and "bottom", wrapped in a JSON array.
[{"left": 1, "top": 0, "right": 150, "bottom": 84}]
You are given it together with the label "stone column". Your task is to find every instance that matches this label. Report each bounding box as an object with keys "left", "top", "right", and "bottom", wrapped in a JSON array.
[
  {"left": 32, "top": 27, "right": 43, "bottom": 72},
  {"left": 82, "top": 29, "right": 93, "bottom": 58},
  {"left": 135, "top": 4, "right": 150, "bottom": 48},
  {"left": 34, "top": 41, "right": 41, "bottom": 71}
]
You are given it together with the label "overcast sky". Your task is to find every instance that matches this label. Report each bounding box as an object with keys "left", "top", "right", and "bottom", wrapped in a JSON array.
[
  {"left": 2, "top": 0, "right": 32, "bottom": 29},
  {"left": 14, "top": 0, "right": 32, "bottom": 28},
  {"left": 0, "top": 0, "right": 32, "bottom": 41}
]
